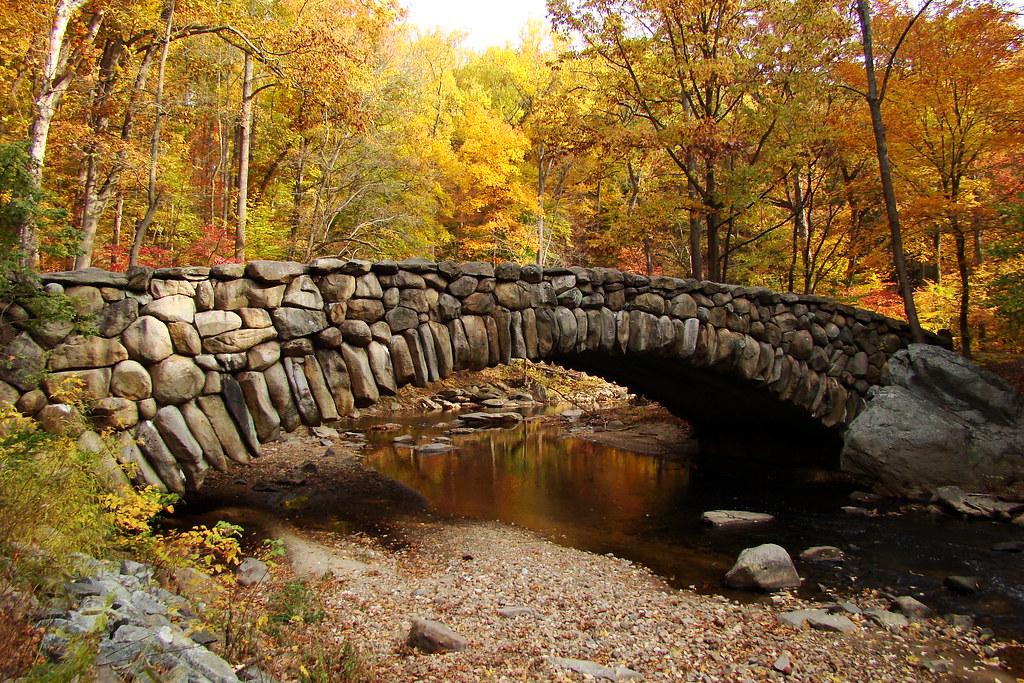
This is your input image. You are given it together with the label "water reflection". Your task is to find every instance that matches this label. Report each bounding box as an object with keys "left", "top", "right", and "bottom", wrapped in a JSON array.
[{"left": 369, "top": 420, "right": 692, "bottom": 563}]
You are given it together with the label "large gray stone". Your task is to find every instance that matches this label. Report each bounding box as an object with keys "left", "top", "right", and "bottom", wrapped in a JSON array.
[
  {"left": 315, "top": 349, "right": 355, "bottom": 416},
  {"left": 341, "top": 344, "right": 379, "bottom": 408},
  {"left": 264, "top": 362, "right": 302, "bottom": 431},
  {"left": 282, "top": 275, "right": 323, "bottom": 309},
  {"left": 238, "top": 371, "right": 282, "bottom": 442},
  {"left": 366, "top": 341, "right": 397, "bottom": 396},
  {"left": 387, "top": 335, "right": 416, "bottom": 387},
  {"left": 167, "top": 322, "right": 201, "bottom": 355},
  {"left": 220, "top": 375, "right": 262, "bottom": 456},
  {"left": 135, "top": 420, "right": 186, "bottom": 494},
  {"left": 141, "top": 295, "right": 195, "bottom": 324},
  {"left": 245, "top": 260, "right": 306, "bottom": 283},
  {"left": 283, "top": 357, "right": 321, "bottom": 425},
  {"left": 196, "top": 394, "right": 250, "bottom": 464},
  {"left": 120, "top": 316, "right": 173, "bottom": 364},
  {"left": 302, "top": 355, "right": 340, "bottom": 420},
  {"left": 193, "top": 310, "right": 242, "bottom": 337},
  {"left": 150, "top": 355, "right": 204, "bottom": 405},
  {"left": 96, "top": 297, "right": 138, "bottom": 337},
  {"left": 202, "top": 326, "right": 277, "bottom": 354},
  {"left": 724, "top": 543, "right": 800, "bottom": 592},
  {"left": 0, "top": 332, "right": 46, "bottom": 390},
  {"left": 406, "top": 617, "right": 468, "bottom": 653},
  {"left": 42, "top": 368, "right": 111, "bottom": 401},
  {"left": 271, "top": 308, "right": 327, "bottom": 341},
  {"left": 841, "top": 345, "right": 1024, "bottom": 499},
  {"left": 180, "top": 401, "right": 228, "bottom": 472},
  {"left": 154, "top": 405, "right": 209, "bottom": 491},
  {"left": 88, "top": 397, "right": 138, "bottom": 430}
]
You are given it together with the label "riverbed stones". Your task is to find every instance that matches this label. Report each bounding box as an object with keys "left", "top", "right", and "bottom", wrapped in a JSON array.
[{"left": 725, "top": 543, "right": 801, "bottom": 592}]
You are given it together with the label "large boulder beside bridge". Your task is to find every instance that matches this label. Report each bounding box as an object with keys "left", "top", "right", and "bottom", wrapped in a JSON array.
[{"left": 840, "top": 344, "right": 1024, "bottom": 499}]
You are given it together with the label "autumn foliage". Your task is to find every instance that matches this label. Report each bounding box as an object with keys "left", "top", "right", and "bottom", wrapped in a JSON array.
[{"left": 1, "top": 0, "right": 1023, "bottom": 351}]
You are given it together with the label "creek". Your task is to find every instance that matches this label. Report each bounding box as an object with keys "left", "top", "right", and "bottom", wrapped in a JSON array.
[{"left": 351, "top": 408, "right": 1024, "bottom": 642}]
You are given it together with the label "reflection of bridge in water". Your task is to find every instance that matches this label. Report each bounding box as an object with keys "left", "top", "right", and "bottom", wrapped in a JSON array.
[{"left": 3, "top": 259, "right": 949, "bottom": 494}]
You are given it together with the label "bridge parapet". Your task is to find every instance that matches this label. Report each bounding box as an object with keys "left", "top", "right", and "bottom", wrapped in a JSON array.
[{"left": 0, "top": 259, "right": 949, "bottom": 493}]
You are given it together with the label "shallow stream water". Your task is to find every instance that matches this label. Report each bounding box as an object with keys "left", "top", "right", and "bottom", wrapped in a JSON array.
[{"left": 352, "top": 409, "right": 1024, "bottom": 642}]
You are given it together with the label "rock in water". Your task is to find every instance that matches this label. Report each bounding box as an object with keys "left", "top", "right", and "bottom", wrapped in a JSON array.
[
  {"left": 701, "top": 510, "right": 775, "bottom": 527},
  {"left": 725, "top": 543, "right": 800, "bottom": 591},
  {"left": 406, "top": 617, "right": 468, "bottom": 653},
  {"left": 841, "top": 344, "right": 1024, "bottom": 499}
]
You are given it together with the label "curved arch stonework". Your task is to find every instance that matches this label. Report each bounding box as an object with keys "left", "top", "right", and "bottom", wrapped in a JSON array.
[{"left": 0, "top": 258, "right": 949, "bottom": 494}]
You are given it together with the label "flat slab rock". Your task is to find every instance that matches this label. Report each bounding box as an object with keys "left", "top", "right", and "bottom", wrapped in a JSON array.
[
  {"left": 549, "top": 657, "right": 642, "bottom": 681},
  {"left": 701, "top": 510, "right": 775, "bottom": 527},
  {"left": 778, "top": 609, "right": 857, "bottom": 633}
]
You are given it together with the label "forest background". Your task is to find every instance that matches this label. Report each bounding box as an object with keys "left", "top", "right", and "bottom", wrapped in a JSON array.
[{"left": 2, "top": 0, "right": 1023, "bottom": 355}]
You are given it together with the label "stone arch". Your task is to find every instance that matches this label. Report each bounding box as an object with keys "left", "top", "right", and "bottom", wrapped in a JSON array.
[{"left": 0, "top": 258, "right": 949, "bottom": 494}]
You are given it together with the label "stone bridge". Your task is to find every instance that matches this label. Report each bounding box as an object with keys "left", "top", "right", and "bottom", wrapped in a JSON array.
[{"left": 0, "top": 258, "right": 949, "bottom": 494}]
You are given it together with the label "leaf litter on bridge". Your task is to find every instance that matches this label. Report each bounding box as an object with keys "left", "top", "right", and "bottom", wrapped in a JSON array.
[{"left": 187, "top": 425, "right": 1019, "bottom": 683}]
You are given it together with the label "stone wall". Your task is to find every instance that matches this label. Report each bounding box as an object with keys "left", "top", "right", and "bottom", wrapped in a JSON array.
[{"left": 0, "top": 258, "right": 949, "bottom": 494}]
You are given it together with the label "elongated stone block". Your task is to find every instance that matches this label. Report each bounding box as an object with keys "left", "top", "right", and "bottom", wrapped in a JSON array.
[
  {"left": 427, "top": 321, "right": 454, "bottom": 379},
  {"left": 341, "top": 343, "right": 379, "bottom": 407},
  {"left": 238, "top": 371, "right": 282, "bottom": 442},
  {"left": 387, "top": 335, "right": 416, "bottom": 387},
  {"left": 154, "top": 405, "right": 209, "bottom": 492},
  {"left": 316, "top": 348, "right": 355, "bottom": 416},
  {"left": 220, "top": 375, "right": 262, "bottom": 456},
  {"left": 417, "top": 324, "right": 440, "bottom": 382},
  {"left": 180, "top": 401, "right": 228, "bottom": 472},
  {"left": 283, "top": 357, "right": 321, "bottom": 425},
  {"left": 135, "top": 420, "right": 186, "bottom": 494},
  {"left": 303, "top": 355, "right": 341, "bottom": 419},
  {"left": 366, "top": 342, "right": 397, "bottom": 396},
  {"left": 264, "top": 361, "right": 302, "bottom": 431},
  {"left": 401, "top": 330, "right": 428, "bottom": 387},
  {"left": 197, "top": 394, "right": 250, "bottom": 464}
]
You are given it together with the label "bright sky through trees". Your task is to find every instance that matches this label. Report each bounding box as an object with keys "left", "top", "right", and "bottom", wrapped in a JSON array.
[{"left": 402, "top": 0, "right": 550, "bottom": 49}]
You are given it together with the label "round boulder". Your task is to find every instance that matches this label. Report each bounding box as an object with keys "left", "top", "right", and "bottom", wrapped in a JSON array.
[
  {"left": 725, "top": 543, "right": 801, "bottom": 592},
  {"left": 150, "top": 355, "right": 205, "bottom": 405}
]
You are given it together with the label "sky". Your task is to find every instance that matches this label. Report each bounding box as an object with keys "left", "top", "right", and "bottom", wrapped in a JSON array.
[{"left": 402, "top": 0, "right": 551, "bottom": 51}]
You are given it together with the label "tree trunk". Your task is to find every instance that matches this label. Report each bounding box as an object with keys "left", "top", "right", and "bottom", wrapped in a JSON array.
[
  {"left": 20, "top": 0, "right": 95, "bottom": 267},
  {"left": 856, "top": 0, "right": 924, "bottom": 343},
  {"left": 130, "top": 0, "right": 174, "bottom": 268},
  {"left": 954, "top": 228, "right": 971, "bottom": 357},
  {"left": 289, "top": 138, "right": 308, "bottom": 259},
  {"left": 236, "top": 50, "right": 254, "bottom": 261}
]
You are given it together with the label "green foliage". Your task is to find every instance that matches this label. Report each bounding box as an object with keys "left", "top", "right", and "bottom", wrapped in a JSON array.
[
  {"left": 0, "top": 404, "right": 114, "bottom": 580},
  {"left": 270, "top": 579, "right": 326, "bottom": 625}
]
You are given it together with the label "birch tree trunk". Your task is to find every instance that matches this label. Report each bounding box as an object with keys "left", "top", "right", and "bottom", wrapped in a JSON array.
[
  {"left": 20, "top": 0, "right": 95, "bottom": 267},
  {"left": 236, "top": 51, "right": 254, "bottom": 261}
]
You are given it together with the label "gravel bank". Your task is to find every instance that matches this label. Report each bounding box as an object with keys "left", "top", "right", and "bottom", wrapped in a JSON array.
[{"left": 187, "top": 430, "right": 1019, "bottom": 682}]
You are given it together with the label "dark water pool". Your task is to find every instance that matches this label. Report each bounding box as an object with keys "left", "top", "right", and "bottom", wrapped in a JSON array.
[{"left": 356, "top": 412, "right": 1024, "bottom": 641}]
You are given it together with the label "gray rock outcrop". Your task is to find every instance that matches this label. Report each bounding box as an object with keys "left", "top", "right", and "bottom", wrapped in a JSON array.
[{"left": 841, "top": 344, "right": 1024, "bottom": 499}]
